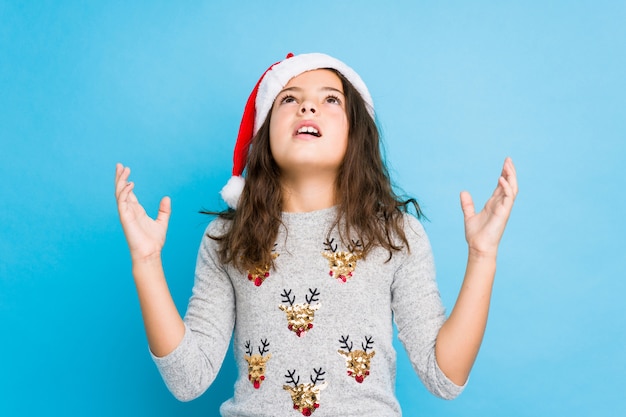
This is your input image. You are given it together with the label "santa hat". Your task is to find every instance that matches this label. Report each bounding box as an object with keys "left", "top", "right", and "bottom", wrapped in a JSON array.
[{"left": 220, "top": 52, "right": 374, "bottom": 209}]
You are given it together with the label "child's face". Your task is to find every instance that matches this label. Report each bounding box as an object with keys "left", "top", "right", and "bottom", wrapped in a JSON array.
[{"left": 269, "top": 69, "right": 349, "bottom": 178}]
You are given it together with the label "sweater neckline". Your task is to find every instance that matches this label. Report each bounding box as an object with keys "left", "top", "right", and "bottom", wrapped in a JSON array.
[{"left": 281, "top": 206, "right": 337, "bottom": 223}]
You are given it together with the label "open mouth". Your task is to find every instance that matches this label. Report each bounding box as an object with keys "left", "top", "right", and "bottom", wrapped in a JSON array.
[{"left": 296, "top": 126, "right": 321, "bottom": 137}]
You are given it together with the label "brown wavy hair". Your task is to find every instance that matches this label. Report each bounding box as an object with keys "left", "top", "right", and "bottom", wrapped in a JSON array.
[{"left": 207, "top": 69, "right": 422, "bottom": 272}]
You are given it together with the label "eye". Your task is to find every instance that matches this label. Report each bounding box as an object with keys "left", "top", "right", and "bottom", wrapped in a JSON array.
[
  {"left": 279, "top": 94, "right": 297, "bottom": 104},
  {"left": 325, "top": 94, "right": 342, "bottom": 105}
]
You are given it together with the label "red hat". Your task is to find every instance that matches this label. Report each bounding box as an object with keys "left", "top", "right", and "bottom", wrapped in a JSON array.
[{"left": 220, "top": 52, "right": 374, "bottom": 209}]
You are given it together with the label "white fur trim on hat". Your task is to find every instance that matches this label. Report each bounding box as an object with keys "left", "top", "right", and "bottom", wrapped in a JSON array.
[{"left": 253, "top": 52, "right": 374, "bottom": 135}]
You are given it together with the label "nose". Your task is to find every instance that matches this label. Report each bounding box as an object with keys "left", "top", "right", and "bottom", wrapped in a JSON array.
[{"left": 300, "top": 101, "right": 316, "bottom": 114}]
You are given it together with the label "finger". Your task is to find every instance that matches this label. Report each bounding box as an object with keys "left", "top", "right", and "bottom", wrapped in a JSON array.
[
  {"left": 500, "top": 168, "right": 517, "bottom": 202},
  {"left": 460, "top": 191, "right": 475, "bottom": 221},
  {"left": 489, "top": 178, "right": 517, "bottom": 226},
  {"left": 115, "top": 166, "right": 131, "bottom": 198},
  {"left": 114, "top": 163, "right": 129, "bottom": 185},
  {"left": 491, "top": 158, "right": 516, "bottom": 200},
  {"left": 117, "top": 181, "right": 135, "bottom": 205},
  {"left": 503, "top": 157, "right": 518, "bottom": 196},
  {"left": 114, "top": 163, "right": 123, "bottom": 195},
  {"left": 126, "top": 183, "right": 140, "bottom": 204},
  {"left": 498, "top": 176, "right": 515, "bottom": 202},
  {"left": 156, "top": 196, "right": 172, "bottom": 227},
  {"left": 115, "top": 163, "right": 122, "bottom": 183},
  {"left": 491, "top": 176, "right": 506, "bottom": 200}
]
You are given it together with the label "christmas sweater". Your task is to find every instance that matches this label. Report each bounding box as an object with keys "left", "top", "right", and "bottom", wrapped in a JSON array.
[{"left": 153, "top": 206, "right": 465, "bottom": 416}]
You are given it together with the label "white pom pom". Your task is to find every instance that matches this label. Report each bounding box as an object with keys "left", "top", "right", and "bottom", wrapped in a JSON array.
[{"left": 220, "top": 175, "right": 245, "bottom": 209}]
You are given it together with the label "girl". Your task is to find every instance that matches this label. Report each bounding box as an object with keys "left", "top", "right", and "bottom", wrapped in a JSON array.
[{"left": 115, "top": 52, "right": 518, "bottom": 416}]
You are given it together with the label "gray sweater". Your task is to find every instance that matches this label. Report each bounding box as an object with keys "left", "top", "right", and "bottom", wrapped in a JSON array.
[{"left": 153, "top": 207, "right": 464, "bottom": 416}]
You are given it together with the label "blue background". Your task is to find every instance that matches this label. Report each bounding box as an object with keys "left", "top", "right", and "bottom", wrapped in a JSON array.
[{"left": 1, "top": 1, "right": 625, "bottom": 416}]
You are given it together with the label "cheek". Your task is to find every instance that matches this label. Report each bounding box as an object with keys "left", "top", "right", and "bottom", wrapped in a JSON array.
[
  {"left": 334, "top": 125, "right": 349, "bottom": 159},
  {"left": 268, "top": 112, "right": 287, "bottom": 154},
  {"left": 268, "top": 136, "right": 286, "bottom": 171},
  {"left": 335, "top": 115, "right": 349, "bottom": 147},
  {"left": 268, "top": 125, "right": 281, "bottom": 160}
]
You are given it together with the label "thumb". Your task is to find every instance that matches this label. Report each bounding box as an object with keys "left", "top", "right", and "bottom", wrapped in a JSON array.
[
  {"left": 460, "top": 191, "right": 475, "bottom": 221},
  {"left": 156, "top": 196, "right": 172, "bottom": 228}
]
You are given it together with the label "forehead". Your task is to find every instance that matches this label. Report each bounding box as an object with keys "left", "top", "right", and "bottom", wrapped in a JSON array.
[{"left": 283, "top": 69, "right": 343, "bottom": 91}]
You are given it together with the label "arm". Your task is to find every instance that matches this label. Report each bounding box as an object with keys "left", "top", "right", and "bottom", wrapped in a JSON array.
[
  {"left": 435, "top": 157, "right": 518, "bottom": 385},
  {"left": 391, "top": 216, "right": 465, "bottom": 400},
  {"left": 114, "top": 163, "right": 185, "bottom": 357}
]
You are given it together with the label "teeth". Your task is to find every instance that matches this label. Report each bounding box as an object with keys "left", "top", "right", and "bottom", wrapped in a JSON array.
[{"left": 297, "top": 126, "right": 319, "bottom": 135}]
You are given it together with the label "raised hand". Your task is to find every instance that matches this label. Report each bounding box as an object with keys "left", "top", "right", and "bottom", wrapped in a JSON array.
[
  {"left": 460, "top": 157, "right": 518, "bottom": 257},
  {"left": 114, "top": 163, "right": 171, "bottom": 262},
  {"left": 436, "top": 158, "right": 518, "bottom": 384},
  {"left": 114, "top": 164, "right": 184, "bottom": 355}
]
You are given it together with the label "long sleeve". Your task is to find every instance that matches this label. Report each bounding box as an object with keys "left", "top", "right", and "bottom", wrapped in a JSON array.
[
  {"left": 151, "top": 222, "right": 236, "bottom": 401},
  {"left": 391, "top": 215, "right": 466, "bottom": 400}
]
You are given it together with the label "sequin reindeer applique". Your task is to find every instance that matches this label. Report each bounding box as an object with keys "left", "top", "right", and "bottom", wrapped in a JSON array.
[
  {"left": 283, "top": 368, "right": 328, "bottom": 416},
  {"left": 321, "top": 238, "right": 363, "bottom": 283},
  {"left": 244, "top": 339, "right": 271, "bottom": 389},
  {"left": 278, "top": 288, "right": 321, "bottom": 337},
  {"left": 247, "top": 245, "right": 279, "bottom": 287},
  {"left": 338, "top": 335, "right": 376, "bottom": 383}
]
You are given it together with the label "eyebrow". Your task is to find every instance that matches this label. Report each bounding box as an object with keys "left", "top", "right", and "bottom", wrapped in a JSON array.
[{"left": 278, "top": 86, "right": 345, "bottom": 96}]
